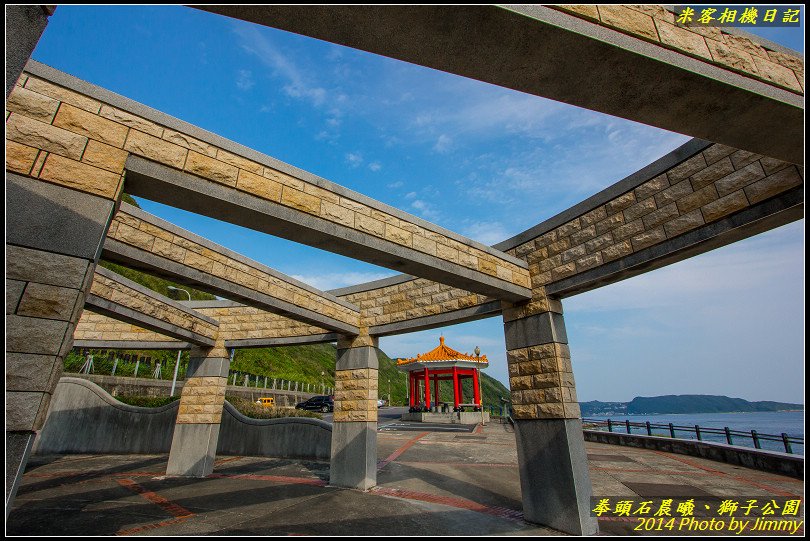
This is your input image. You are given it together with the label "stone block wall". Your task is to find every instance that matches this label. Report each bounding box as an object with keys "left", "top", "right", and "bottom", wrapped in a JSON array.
[
  {"left": 333, "top": 368, "right": 378, "bottom": 422},
  {"left": 74, "top": 311, "right": 182, "bottom": 344},
  {"left": 507, "top": 342, "right": 579, "bottom": 420},
  {"left": 177, "top": 376, "right": 227, "bottom": 425},
  {"left": 107, "top": 206, "right": 359, "bottom": 329},
  {"left": 195, "top": 304, "right": 329, "bottom": 341},
  {"left": 89, "top": 268, "right": 219, "bottom": 341},
  {"left": 554, "top": 6, "right": 804, "bottom": 94},
  {"left": 341, "top": 278, "right": 490, "bottom": 329},
  {"left": 6, "top": 245, "right": 96, "bottom": 432}
]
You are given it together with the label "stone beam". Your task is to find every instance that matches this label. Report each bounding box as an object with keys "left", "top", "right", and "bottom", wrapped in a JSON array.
[
  {"left": 196, "top": 5, "right": 803, "bottom": 164},
  {"left": 103, "top": 203, "right": 361, "bottom": 334},
  {"left": 12, "top": 61, "right": 531, "bottom": 302},
  {"left": 85, "top": 267, "right": 219, "bottom": 347},
  {"left": 73, "top": 339, "right": 190, "bottom": 350}
]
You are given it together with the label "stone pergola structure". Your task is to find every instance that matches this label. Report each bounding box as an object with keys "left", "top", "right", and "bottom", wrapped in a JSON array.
[{"left": 5, "top": 5, "right": 803, "bottom": 535}]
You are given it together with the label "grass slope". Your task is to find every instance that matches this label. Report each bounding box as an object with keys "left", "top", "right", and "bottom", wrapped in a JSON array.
[{"left": 232, "top": 344, "right": 510, "bottom": 408}]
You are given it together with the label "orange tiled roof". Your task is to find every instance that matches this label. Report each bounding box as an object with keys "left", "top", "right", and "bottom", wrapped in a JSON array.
[{"left": 396, "top": 336, "right": 488, "bottom": 365}]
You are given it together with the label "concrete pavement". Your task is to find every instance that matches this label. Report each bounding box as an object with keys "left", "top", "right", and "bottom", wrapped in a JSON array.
[{"left": 7, "top": 417, "right": 804, "bottom": 536}]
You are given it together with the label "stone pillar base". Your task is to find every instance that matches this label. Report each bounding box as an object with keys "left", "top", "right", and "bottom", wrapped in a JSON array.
[
  {"left": 166, "top": 423, "right": 220, "bottom": 477},
  {"left": 165, "top": 345, "right": 228, "bottom": 477},
  {"left": 514, "top": 418, "right": 598, "bottom": 535},
  {"left": 329, "top": 421, "right": 377, "bottom": 490}
]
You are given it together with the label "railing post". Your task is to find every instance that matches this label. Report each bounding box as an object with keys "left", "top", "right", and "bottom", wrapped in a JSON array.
[
  {"left": 668, "top": 423, "right": 675, "bottom": 438},
  {"left": 607, "top": 419, "right": 613, "bottom": 432},
  {"left": 751, "top": 430, "right": 761, "bottom": 449},
  {"left": 724, "top": 427, "right": 733, "bottom": 445},
  {"left": 782, "top": 433, "right": 793, "bottom": 454},
  {"left": 695, "top": 425, "right": 702, "bottom": 441},
  {"left": 625, "top": 420, "right": 631, "bottom": 434},
  {"left": 646, "top": 421, "right": 652, "bottom": 436}
]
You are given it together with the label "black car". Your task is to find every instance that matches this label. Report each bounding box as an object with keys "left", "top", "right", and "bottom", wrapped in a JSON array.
[{"left": 296, "top": 395, "right": 334, "bottom": 413}]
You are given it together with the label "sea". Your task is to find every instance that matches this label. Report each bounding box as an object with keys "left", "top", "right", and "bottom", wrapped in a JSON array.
[{"left": 586, "top": 410, "right": 804, "bottom": 455}]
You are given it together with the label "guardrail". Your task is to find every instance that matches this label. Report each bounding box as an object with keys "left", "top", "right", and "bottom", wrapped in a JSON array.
[{"left": 583, "top": 418, "right": 803, "bottom": 454}]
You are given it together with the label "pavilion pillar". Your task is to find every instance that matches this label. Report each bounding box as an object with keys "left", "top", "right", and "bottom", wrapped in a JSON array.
[
  {"left": 6, "top": 172, "right": 119, "bottom": 517},
  {"left": 408, "top": 372, "right": 415, "bottom": 408},
  {"left": 166, "top": 337, "right": 229, "bottom": 477},
  {"left": 452, "top": 367, "right": 460, "bottom": 410},
  {"left": 473, "top": 368, "right": 481, "bottom": 408},
  {"left": 423, "top": 367, "right": 431, "bottom": 410},
  {"left": 502, "top": 295, "right": 597, "bottom": 535},
  {"left": 433, "top": 374, "right": 440, "bottom": 410},
  {"left": 330, "top": 332, "right": 378, "bottom": 490}
]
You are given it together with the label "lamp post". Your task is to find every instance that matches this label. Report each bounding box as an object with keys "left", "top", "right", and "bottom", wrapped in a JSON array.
[
  {"left": 168, "top": 287, "right": 191, "bottom": 397},
  {"left": 388, "top": 378, "right": 391, "bottom": 406}
]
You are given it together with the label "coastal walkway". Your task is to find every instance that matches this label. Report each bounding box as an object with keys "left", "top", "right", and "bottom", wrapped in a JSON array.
[{"left": 7, "top": 421, "right": 804, "bottom": 536}]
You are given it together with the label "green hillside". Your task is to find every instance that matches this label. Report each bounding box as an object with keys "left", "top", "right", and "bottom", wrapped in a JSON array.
[
  {"left": 231, "top": 344, "right": 510, "bottom": 408},
  {"left": 627, "top": 395, "right": 803, "bottom": 414}
]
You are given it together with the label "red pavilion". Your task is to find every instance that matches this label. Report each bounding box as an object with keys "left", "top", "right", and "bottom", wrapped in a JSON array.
[{"left": 397, "top": 337, "right": 488, "bottom": 412}]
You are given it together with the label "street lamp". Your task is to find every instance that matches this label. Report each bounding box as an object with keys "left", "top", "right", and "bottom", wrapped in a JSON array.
[
  {"left": 388, "top": 378, "right": 391, "bottom": 406},
  {"left": 168, "top": 287, "right": 191, "bottom": 397},
  {"left": 168, "top": 286, "right": 191, "bottom": 301}
]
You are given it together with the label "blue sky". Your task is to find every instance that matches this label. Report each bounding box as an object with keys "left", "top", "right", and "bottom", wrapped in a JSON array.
[{"left": 31, "top": 6, "right": 804, "bottom": 402}]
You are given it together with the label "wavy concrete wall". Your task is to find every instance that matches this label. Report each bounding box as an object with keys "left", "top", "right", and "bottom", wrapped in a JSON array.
[
  {"left": 218, "top": 403, "right": 331, "bottom": 460},
  {"left": 34, "top": 377, "right": 331, "bottom": 460}
]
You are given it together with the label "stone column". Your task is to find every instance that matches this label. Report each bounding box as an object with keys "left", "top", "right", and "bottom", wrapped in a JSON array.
[
  {"left": 166, "top": 338, "right": 229, "bottom": 477},
  {"left": 6, "top": 5, "right": 55, "bottom": 97},
  {"left": 330, "top": 332, "right": 378, "bottom": 490},
  {"left": 502, "top": 296, "right": 597, "bottom": 535},
  {"left": 6, "top": 173, "right": 118, "bottom": 517}
]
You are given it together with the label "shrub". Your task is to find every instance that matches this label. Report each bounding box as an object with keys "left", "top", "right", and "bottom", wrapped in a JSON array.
[
  {"left": 226, "top": 395, "right": 323, "bottom": 420},
  {"left": 115, "top": 395, "right": 180, "bottom": 408}
]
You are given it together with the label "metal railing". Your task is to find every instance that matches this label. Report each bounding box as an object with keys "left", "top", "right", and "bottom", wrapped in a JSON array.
[{"left": 582, "top": 418, "right": 803, "bottom": 454}]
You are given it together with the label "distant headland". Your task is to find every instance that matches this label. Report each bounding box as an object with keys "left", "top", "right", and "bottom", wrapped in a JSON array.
[{"left": 580, "top": 394, "right": 804, "bottom": 416}]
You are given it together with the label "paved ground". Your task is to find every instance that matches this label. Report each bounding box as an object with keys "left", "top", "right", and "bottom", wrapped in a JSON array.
[{"left": 7, "top": 415, "right": 804, "bottom": 536}]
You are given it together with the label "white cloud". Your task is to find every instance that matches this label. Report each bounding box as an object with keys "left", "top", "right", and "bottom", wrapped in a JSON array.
[
  {"left": 410, "top": 199, "right": 440, "bottom": 222},
  {"left": 234, "top": 24, "right": 329, "bottom": 107},
  {"left": 290, "top": 271, "right": 396, "bottom": 291},
  {"left": 433, "top": 134, "right": 452, "bottom": 153},
  {"left": 404, "top": 191, "right": 417, "bottom": 199},
  {"left": 461, "top": 221, "right": 512, "bottom": 246},
  {"left": 345, "top": 152, "right": 363, "bottom": 167},
  {"left": 235, "top": 69, "right": 254, "bottom": 91},
  {"left": 368, "top": 162, "right": 381, "bottom": 172},
  {"left": 386, "top": 181, "right": 404, "bottom": 189}
]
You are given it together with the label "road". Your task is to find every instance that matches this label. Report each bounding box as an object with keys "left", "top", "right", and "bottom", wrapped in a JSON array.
[
  {"left": 321, "top": 406, "right": 407, "bottom": 426},
  {"left": 321, "top": 407, "right": 478, "bottom": 433}
]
